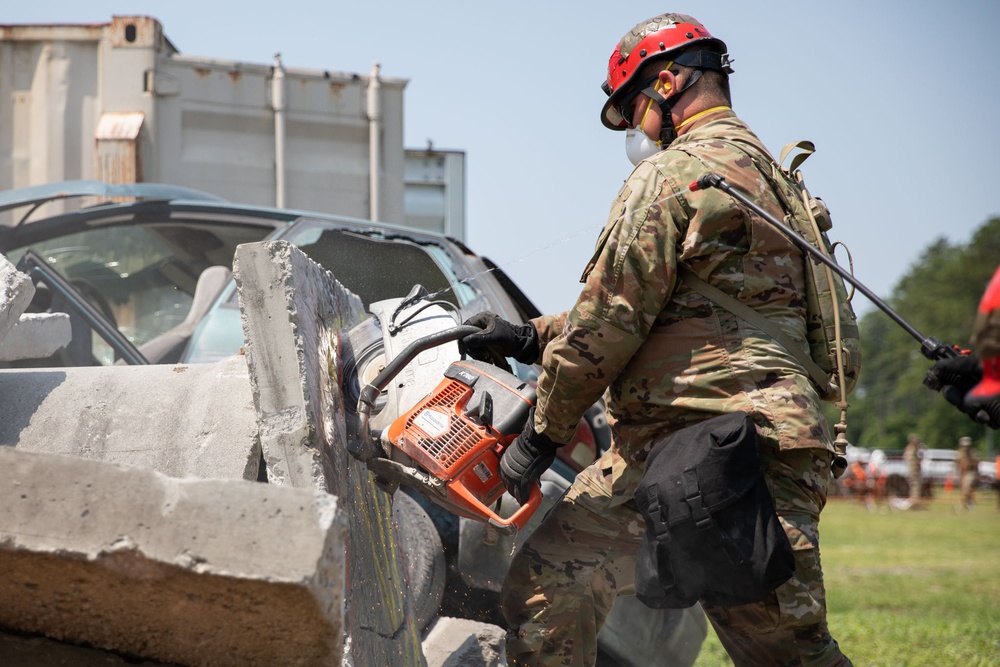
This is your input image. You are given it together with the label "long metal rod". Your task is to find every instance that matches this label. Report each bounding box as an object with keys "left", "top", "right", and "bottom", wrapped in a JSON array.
[{"left": 690, "top": 173, "right": 956, "bottom": 360}]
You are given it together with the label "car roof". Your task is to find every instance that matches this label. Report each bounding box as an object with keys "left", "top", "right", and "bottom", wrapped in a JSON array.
[
  {"left": 0, "top": 180, "right": 471, "bottom": 254},
  {"left": 0, "top": 180, "right": 227, "bottom": 215}
]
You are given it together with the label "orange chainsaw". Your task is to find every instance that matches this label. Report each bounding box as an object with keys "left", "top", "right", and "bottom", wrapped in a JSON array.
[{"left": 348, "top": 324, "right": 542, "bottom": 535}]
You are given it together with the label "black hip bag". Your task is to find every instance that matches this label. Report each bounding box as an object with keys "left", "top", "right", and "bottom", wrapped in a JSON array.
[{"left": 632, "top": 411, "right": 795, "bottom": 609}]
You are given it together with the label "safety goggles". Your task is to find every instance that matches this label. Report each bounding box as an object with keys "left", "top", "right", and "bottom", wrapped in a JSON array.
[
  {"left": 619, "top": 75, "right": 666, "bottom": 129},
  {"left": 613, "top": 66, "right": 673, "bottom": 129}
]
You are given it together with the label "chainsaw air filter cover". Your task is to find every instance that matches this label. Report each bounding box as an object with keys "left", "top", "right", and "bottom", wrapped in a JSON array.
[{"left": 387, "top": 359, "right": 538, "bottom": 526}]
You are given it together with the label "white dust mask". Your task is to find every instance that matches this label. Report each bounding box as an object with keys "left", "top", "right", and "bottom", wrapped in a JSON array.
[
  {"left": 623, "top": 80, "right": 667, "bottom": 166},
  {"left": 625, "top": 128, "right": 662, "bottom": 166}
]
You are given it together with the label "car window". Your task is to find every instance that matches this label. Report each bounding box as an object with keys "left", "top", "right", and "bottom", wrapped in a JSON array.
[
  {"left": 186, "top": 220, "right": 490, "bottom": 364},
  {"left": 7, "top": 223, "right": 268, "bottom": 364},
  {"left": 280, "top": 220, "right": 475, "bottom": 311}
]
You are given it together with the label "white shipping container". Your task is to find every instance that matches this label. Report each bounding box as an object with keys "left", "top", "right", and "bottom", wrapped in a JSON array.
[{"left": 0, "top": 16, "right": 410, "bottom": 226}]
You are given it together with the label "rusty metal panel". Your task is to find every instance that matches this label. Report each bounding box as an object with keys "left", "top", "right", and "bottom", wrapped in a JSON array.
[{"left": 95, "top": 112, "right": 143, "bottom": 190}]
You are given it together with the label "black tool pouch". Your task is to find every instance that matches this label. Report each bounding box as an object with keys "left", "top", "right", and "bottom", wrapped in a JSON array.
[{"left": 632, "top": 411, "right": 795, "bottom": 609}]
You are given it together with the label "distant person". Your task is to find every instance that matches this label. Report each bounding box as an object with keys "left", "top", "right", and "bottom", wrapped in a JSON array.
[
  {"left": 955, "top": 437, "right": 979, "bottom": 510},
  {"left": 994, "top": 453, "right": 1000, "bottom": 510},
  {"left": 903, "top": 434, "right": 924, "bottom": 505},
  {"left": 846, "top": 458, "right": 877, "bottom": 511}
]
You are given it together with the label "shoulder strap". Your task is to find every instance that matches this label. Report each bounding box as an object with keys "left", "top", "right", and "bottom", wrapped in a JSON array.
[{"left": 676, "top": 266, "right": 832, "bottom": 390}]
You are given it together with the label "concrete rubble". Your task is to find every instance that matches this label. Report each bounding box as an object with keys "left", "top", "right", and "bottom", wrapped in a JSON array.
[
  {"left": 421, "top": 617, "right": 506, "bottom": 667},
  {"left": 0, "top": 447, "right": 346, "bottom": 667},
  {"left": 0, "top": 253, "right": 71, "bottom": 361},
  {"left": 0, "top": 242, "right": 506, "bottom": 666}
]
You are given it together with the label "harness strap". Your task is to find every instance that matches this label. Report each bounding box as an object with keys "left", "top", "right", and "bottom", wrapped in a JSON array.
[
  {"left": 647, "top": 485, "right": 672, "bottom": 541},
  {"left": 677, "top": 266, "right": 832, "bottom": 391}
]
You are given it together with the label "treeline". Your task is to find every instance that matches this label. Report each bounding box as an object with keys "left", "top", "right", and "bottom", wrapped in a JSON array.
[{"left": 839, "top": 216, "right": 1000, "bottom": 454}]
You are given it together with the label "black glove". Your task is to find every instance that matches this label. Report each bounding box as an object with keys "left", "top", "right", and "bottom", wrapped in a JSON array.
[
  {"left": 965, "top": 393, "right": 1000, "bottom": 429},
  {"left": 459, "top": 312, "right": 539, "bottom": 365},
  {"left": 924, "top": 354, "right": 999, "bottom": 428},
  {"left": 499, "top": 408, "right": 560, "bottom": 504},
  {"left": 923, "top": 354, "right": 981, "bottom": 394}
]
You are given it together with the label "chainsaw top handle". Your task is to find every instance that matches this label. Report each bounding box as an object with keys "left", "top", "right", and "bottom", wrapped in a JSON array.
[
  {"left": 357, "top": 324, "right": 480, "bottom": 416},
  {"left": 355, "top": 324, "right": 480, "bottom": 454}
]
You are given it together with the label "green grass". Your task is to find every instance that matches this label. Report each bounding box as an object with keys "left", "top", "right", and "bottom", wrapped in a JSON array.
[{"left": 692, "top": 489, "right": 1000, "bottom": 666}]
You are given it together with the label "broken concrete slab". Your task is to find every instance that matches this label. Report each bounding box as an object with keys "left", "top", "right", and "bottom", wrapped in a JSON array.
[
  {"left": 421, "top": 617, "right": 506, "bottom": 667},
  {"left": 0, "top": 253, "right": 35, "bottom": 344},
  {"left": 0, "top": 446, "right": 346, "bottom": 667},
  {"left": 0, "top": 312, "right": 71, "bottom": 361},
  {"left": 0, "top": 252, "right": 71, "bottom": 362},
  {"left": 235, "top": 240, "right": 425, "bottom": 666},
  {"left": 0, "top": 355, "right": 260, "bottom": 480}
]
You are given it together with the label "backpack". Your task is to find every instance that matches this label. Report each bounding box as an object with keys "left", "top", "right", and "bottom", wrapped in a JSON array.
[{"left": 632, "top": 411, "right": 795, "bottom": 609}]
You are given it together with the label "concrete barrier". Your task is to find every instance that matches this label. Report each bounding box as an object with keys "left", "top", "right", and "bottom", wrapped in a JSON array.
[
  {"left": 234, "top": 240, "right": 426, "bottom": 666},
  {"left": 0, "top": 355, "right": 260, "bottom": 480},
  {"left": 0, "top": 447, "right": 346, "bottom": 667}
]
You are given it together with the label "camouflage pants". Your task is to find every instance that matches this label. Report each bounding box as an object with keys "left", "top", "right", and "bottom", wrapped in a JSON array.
[{"left": 501, "top": 442, "right": 852, "bottom": 667}]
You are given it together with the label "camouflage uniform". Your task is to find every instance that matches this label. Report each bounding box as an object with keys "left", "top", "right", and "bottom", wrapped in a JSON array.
[
  {"left": 903, "top": 436, "right": 923, "bottom": 502},
  {"left": 502, "top": 110, "right": 851, "bottom": 666},
  {"left": 955, "top": 437, "right": 978, "bottom": 508}
]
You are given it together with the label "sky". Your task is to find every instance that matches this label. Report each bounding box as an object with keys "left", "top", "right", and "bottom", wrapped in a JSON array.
[{"left": 6, "top": 1, "right": 1000, "bottom": 318}]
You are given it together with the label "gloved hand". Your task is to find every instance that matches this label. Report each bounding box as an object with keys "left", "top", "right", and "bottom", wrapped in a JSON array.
[
  {"left": 459, "top": 312, "right": 539, "bottom": 365},
  {"left": 923, "top": 354, "right": 981, "bottom": 394},
  {"left": 500, "top": 408, "right": 560, "bottom": 504},
  {"left": 964, "top": 356, "right": 1000, "bottom": 429},
  {"left": 923, "top": 354, "right": 999, "bottom": 428}
]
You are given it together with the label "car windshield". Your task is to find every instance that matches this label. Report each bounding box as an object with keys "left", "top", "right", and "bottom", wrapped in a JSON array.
[{"left": 6, "top": 222, "right": 269, "bottom": 365}]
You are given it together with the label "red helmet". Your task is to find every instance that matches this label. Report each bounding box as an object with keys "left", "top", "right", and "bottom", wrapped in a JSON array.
[{"left": 601, "top": 13, "right": 730, "bottom": 130}]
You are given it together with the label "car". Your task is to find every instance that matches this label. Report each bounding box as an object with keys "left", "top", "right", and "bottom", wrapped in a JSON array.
[
  {"left": 0, "top": 182, "right": 534, "bottom": 364},
  {"left": 0, "top": 179, "right": 608, "bottom": 468},
  {"left": 0, "top": 179, "right": 705, "bottom": 666}
]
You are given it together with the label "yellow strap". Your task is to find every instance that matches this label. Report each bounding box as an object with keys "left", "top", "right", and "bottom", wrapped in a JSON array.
[{"left": 675, "top": 105, "right": 731, "bottom": 131}]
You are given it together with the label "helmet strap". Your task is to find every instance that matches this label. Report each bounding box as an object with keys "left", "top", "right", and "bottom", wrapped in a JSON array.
[{"left": 642, "top": 69, "right": 704, "bottom": 146}]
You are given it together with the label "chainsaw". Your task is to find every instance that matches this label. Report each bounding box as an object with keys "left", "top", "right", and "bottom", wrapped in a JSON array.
[{"left": 342, "top": 291, "right": 542, "bottom": 535}]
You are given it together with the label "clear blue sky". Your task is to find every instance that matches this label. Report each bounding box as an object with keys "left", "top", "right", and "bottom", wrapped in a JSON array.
[{"left": 7, "top": 1, "right": 1000, "bottom": 318}]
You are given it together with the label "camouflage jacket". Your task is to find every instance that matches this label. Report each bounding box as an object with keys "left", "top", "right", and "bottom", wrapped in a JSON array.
[{"left": 531, "top": 109, "right": 834, "bottom": 506}]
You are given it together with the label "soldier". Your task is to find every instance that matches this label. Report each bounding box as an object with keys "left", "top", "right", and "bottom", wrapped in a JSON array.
[
  {"left": 461, "top": 12, "right": 852, "bottom": 667},
  {"left": 903, "top": 433, "right": 924, "bottom": 505},
  {"left": 955, "top": 437, "right": 979, "bottom": 510}
]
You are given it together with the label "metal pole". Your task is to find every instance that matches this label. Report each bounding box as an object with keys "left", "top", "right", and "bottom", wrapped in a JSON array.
[
  {"left": 690, "top": 173, "right": 956, "bottom": 360},
  {"left": 367, "top": 62, "right": 382, "bottom": 222},
  {"left": 272, "top": 53, "right": 287, "bottom": 208}
]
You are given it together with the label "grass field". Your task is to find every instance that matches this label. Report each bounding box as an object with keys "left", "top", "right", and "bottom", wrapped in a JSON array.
[{"left": 692, "top": 489, "right": 1000, "bottom": 666}]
